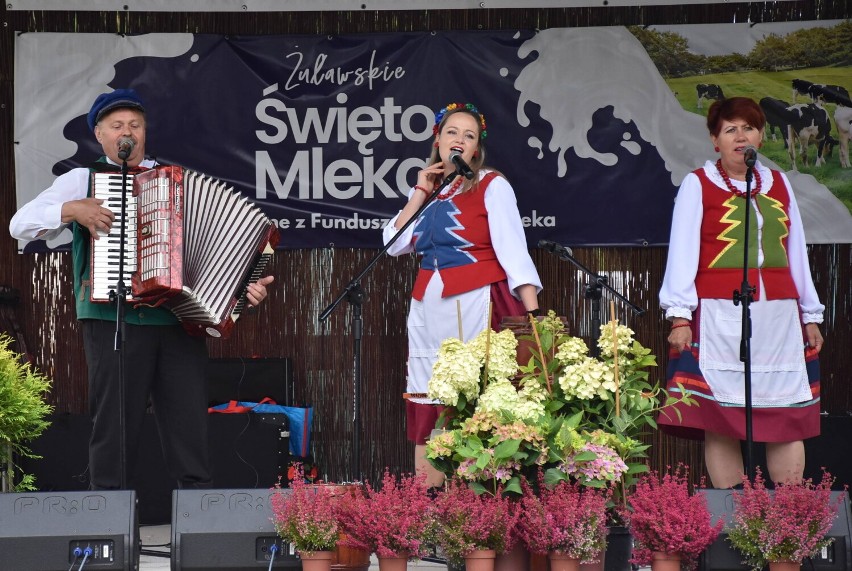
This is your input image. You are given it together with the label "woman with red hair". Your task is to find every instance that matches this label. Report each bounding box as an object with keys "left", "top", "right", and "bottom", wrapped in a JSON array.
[{"left": 658, "top": 96, "right": 825, "bottom": 488}]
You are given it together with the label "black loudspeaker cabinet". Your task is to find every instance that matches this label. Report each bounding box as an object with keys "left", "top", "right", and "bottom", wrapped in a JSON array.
[
  {"left": 699, "top": 489, "right": 852, "bottom": 571},
  {"left": 805, "top": 416, "right": 852, "bottom": 491},
  {"left": 21, "top": 413, "right": 290, "bottom": 525},
  {"left": 171, "top": 488, "right": 300, "bottom": 570},
  {"left": 0, "top": 490, "right": 138, "bottom": 571},
  {"left": 139, "top": 413, "right": 290, "bottom": 524},
  {"left": 207, "top": 357, "right": 294, "bottom": 406}
]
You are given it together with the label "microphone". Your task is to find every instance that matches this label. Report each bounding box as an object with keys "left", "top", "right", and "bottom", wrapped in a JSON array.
[
  {"left": 538, "top": 239, "right": 573, "bottom": 257},
  {"left": 743, "top": 145, "right": 758, "bottom": 168},
  {"left": 117, "top": 137, "right": 135, "bottom": 161},
  {"left": 449, "top": 150, "right": 475, "bottom": 180}
]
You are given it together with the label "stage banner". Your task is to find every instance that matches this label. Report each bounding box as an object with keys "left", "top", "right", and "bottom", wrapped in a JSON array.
[{"left": 13, "top": 25, "right": 852, "bottom": 252}]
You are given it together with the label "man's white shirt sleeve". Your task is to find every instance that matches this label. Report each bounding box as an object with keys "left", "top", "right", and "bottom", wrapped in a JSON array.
[{"left": 9, "top": 168, "right": 91, "bottom": 242}]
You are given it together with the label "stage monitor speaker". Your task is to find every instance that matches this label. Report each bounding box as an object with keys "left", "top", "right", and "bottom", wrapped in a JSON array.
[
  {"left": 171, "top": 488, "right": 300, "bottom": 570},
  {"left": 0, "top": 490, "right": 138, "bottom": 571},
  {"left": 700, "top": 489, "right": 852, "bottom": 571}
]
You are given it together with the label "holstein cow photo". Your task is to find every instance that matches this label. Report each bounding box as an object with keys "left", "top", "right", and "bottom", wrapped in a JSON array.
[
  {"left": 786, "top": 103, "right": 835, "bottom": 169},
  {"left": 696, "top": 83, "right": 724, "bottom": 109},
  {"left": 793, "top": 78, "right": 851, "bottom": 104},
  {"left": 759, "top": 91, "right": 836, "bottom": 170},
  {"left": 759, "top": 96, "right": 793, "bottom": 146},
  {"left": 792, "top": 78, "right": 814, "bottom": 101},
  {"left": 808, "top": 82, "right": 852, "bottom": 168}
]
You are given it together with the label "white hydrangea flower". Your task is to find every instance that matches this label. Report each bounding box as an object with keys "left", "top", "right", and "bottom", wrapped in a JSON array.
[
  {"left": 474, "top": 378, "right": 519, "bottom": 415},
  {"left": 428, "top": 338, "right": 481, "bottom": 406},
  {"left": 557, "top": 357, "right": 614, "bottom": 401},
  {"left": 597, "top": 321, "right": 635, "bottom": 358},
  {"left": 467, "top": 328, "right": 519, "bottom": 381},
  {"left": 518, "top": 381, "right": 548, "bottom": 403},
  {"left": 554, "top": 336, "right": 590, "bottom": 365},
  {"left": 512, "top": 396, "right": 546, "bottom": 422}
]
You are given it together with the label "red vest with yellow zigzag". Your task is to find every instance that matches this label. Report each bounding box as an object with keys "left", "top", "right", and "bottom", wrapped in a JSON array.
[{"left": 694, "top": 168, "right": 799, "bottom": 301}]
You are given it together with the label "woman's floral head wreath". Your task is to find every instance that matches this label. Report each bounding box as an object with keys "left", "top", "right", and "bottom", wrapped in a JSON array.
[{"left": 433, "top": 102, "right": 488, "bottom": 139}]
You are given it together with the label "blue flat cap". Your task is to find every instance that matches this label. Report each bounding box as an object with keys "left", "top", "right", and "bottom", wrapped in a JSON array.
[{"left": 86, "top": 88, "right": 145, "bottom": 131}]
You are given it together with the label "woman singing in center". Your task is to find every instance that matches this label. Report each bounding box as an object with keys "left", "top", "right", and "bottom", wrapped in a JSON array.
[{"left": 383, "top": 102, "right": 542, "bottom": 487}]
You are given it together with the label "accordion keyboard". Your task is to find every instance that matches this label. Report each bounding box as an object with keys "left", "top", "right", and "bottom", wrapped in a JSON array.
[{"left": 90, "top": 172, "right": 138, "bottom": 302}]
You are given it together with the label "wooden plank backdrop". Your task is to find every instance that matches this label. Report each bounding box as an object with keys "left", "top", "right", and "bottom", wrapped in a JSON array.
[{"left": 0, "top": 2, "right": 850, "bottom": 487}]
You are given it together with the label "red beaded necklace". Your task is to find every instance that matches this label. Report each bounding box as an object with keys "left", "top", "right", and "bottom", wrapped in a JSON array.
[
  {"left": 715, "top": 159, "right": 761, "bottom": 198},
  {"left": 437, "top": 176, "right": 465, "bottom": 199}
]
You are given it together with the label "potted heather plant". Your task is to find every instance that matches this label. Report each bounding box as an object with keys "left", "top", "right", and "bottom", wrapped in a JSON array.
[
  {"left": 496, "top": 499, "right": 527, "bottom": 571},
  {"left": 336, "top": 470, "right": 433, "bottom": 571},
  {"left": 728, "top": 469, "right": 843, "bottom": 571},
  {"left": 623, "top": 465, "right": 723, "bottom": 571},
  {"left": 270, "top": 465, "right": 340, "bottom": 571},
  {"left": 433, "top": 478, "right": 517, "bottom": 571},
  {"left": 517, "top": 474, "right": 609, "bottom": 571}
]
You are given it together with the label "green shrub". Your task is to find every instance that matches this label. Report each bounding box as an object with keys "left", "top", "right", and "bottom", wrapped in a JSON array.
[{"left": 0, "top": 334, "right": 53, "bottom": 492}]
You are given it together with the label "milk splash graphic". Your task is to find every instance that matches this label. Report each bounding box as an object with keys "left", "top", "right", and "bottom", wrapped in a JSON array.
[{"left": 512, "top": 27, "right": 710, "bottom": 186}]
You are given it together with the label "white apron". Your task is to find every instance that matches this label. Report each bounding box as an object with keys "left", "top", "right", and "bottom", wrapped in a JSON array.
[{"left": 698, "top": 297, "right": 811, "bottom": 406}]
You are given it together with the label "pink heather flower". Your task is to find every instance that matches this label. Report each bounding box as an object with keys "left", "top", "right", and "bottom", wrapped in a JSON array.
[
  {"left": 270, "top": 465, "right": 340, "bottom": 554},
  {"left": 624, "top": 465, "right": 722, "bottom": 570},
  {"left": 517, "top": 476, "right": 608, "bottom": 562},
  {"left": 433, "top": 479, "right": 517, "bottom": 566},
  {"left": 336, "top": 470, "right": 433, "bottom": 559},
  {"left": 728, "top": 468, "right": 844, "bottom": 570}
]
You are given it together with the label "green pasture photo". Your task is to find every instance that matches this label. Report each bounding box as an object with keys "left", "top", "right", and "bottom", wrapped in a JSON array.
[{"left": 666, "top": 68, "right": 852, "bottom": 212}]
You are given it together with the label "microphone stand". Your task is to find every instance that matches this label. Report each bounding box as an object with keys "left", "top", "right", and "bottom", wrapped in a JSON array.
[
  {"left": 542, "top": 245, "right": 645, "bottom": 357},
  {"left": 109, "top": 153, "right": 132, "bottom": 489},
  {"left": 733, "top": 160, "right": 757, "bottom": 483},
  {"left": 319, "top": 171, "right": 461, "bottom": 482}
]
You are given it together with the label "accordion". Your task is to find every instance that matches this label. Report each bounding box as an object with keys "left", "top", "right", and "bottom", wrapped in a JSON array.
[{"left": 90, "top": 165, "right": 279, "bottom": 338}]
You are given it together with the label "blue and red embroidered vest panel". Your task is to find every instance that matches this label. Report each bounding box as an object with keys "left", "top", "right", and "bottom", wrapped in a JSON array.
[{"left": 411, "top": 172, "right": 507, "bottom": 300}]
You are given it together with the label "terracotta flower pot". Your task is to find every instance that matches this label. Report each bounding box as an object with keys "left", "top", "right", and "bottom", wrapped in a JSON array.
[
  {"left": 651, "top": 551, "right": 682, "bottom": 571},
  {"left": 496, "top": 544, "right": 530, "bottom": 571},
  {"left": 377, "top": 552, "right": 409, "bottom": 571},
  {"left": 549, "top": 551, "right": 582, "bottom": 571},
  {"left": 769, "top": 561, "right": 802, "bottom": 571},
  {"left": 299, "top": 550, "right": 335, "bottom": 571},
  {"left": 465, "top": 548, "right": 497, "bottom": 571}
]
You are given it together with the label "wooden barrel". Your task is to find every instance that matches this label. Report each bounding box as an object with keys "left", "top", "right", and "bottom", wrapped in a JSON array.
[{"left": 312, "top": 483, "right": 371, "bottom": 571}]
